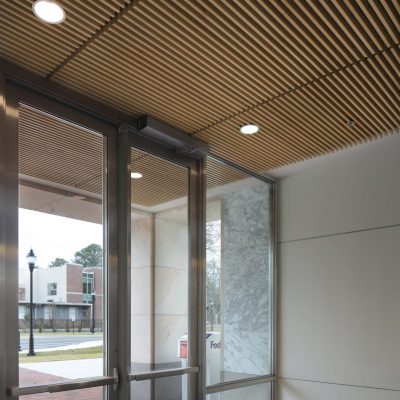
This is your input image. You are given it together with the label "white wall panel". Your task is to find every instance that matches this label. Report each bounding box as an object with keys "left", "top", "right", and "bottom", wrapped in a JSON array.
[
  {"left": 277, "top": 378, "right": 400, "bottom": 400},
  {"left": 278, "top": 135, "right": 400, "bottom": 399},
  {"left": 279, "top": 227, "right": 400, "bottom": 390},
  {"left": 278, "top": 134, "right": 400, "bottom": 243}
]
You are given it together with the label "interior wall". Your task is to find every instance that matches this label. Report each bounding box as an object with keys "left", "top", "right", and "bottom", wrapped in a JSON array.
[{"left": 277, "top": 133, "right": 400, "bottom": 400}]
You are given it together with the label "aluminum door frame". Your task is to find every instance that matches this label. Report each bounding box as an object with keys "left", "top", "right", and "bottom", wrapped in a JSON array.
[{"left": 0, "top": 77, "right": 121, "bottom": 400}]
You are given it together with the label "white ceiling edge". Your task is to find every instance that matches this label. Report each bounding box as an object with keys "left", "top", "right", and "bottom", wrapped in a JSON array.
[{"left": 268, "top": 128, "right": 400, "bottom": 179}]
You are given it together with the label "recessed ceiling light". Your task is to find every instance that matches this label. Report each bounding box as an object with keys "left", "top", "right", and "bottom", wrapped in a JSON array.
[
  {"left": 346, "top": 118, "right": 355, "bottom": 128},
  {"left": 131, "top": 172, "right": 143, "bottom": 179},
  {"left": 240, "top": 124, "right": 259, "bottom": 135},
  {"left": 32, "top": 0, "right": 66, "bottom": 24}
]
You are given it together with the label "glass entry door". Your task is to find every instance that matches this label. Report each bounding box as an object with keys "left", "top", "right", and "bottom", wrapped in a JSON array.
[
  {"left": 128, "top": 139, "right": 201, "bottom": 400},
  {"left": 1, "top": 83, "right": 119, "bottom": 400}
]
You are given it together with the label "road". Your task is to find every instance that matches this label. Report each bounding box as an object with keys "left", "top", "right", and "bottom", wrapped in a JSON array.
[{"left": 20, "top": 335, "right": 102, "bottom": 350}]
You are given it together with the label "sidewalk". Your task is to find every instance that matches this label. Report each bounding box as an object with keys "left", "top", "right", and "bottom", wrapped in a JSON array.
[
  {"left": 20, "top": 367, "right": 102, "bottom": 399},
  {"left": 22, "top": 358, "right": 103, "bottom": 379},
  {"left": 19, "top": 340, "right": 103, "bottom": 398}
]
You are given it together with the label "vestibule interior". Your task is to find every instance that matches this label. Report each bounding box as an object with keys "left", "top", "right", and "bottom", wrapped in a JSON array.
[{"left": 130, "top": 150, "right": 273, "bottom": 400}]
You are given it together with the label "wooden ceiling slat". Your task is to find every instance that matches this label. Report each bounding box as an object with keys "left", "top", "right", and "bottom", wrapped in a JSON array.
[
  {"left": 1, "top": 0, "right": 398, "bottom": 179},
  {"left": 0, "top": 47, "right": 49, "bottom": 75},
  {"left": 297, "top": 83, "right": 371, "bottom": 142},
  {"left": 284, "top": 1, "right": 350, "bottom": 65},
  {"left": 242, "top": 0, "right": 329, "bottom": 75},
  {"left": 348, "top": 1, "right": 389, "bottom": 50},
  {"left": 383, "top": 45, "right": 400, "bottom": 86},
  {"left": 359, "top": 62, "right": 400, "bottom": 116},
  {"left": 333, "top": 0, "right": 379, "bottom": 54},
  {"left": 0, "top": 19, "right": 73, "bottom": 56},
  {"left": 384, "top": 46, "right": 400, "bottom": 83},
  {"left": 338, "top": 67, "right": 398, "bottom": 129},
  {"left": 85, "top": 32, "right": 233, "bottom": 121},
  {"left": 306, "top": 1, "right": 364, "bottom": 61},
  {"left": 366, "top": 52, "right": 400, "bottom": 99},
  {"left": 381, "top": 1, "right": 400, "bottom": 34},
  {"left": 19, "top": 105, "right": 103, "bottom": 193},
  {"left": 319, "top": 1, "right": 370, "bottom": 57},
  {"left": 197, "top": 122, "right": 299, "bottom": 169},
  {"left": 56, "top": 61, "right": 201, "bottom": 130},
  {"left": 358, "top": 0, "right": 396, "bottom": 46},
  {"left": 112, "top": 18, "right": 248, "bottom": 111},
  {"left": 369, "top": 0, "right": 400, "bottom": 43},
  {"left": 243, "top": 100, "right": 339, "bottom": 152},
  {"left": 178, "top": 0, "right": 309, "bottom": 92},
  {"left": 205, "top": 0, "right": 313, "bottom": 83},
  {"left": 136, "top": 1, "right": 285, "bottom": 99},
  {"left": 323, "top": 73, "right": 389, "bottom": 134},
  {"left": 273, "top": 92, "right": 356, "bottom": 147},
  {"left": 4, "top": 2, "right": 92, "bottom": 45},
  {"left": 268, "top": 0, "right": 341, "bottom": 71}
]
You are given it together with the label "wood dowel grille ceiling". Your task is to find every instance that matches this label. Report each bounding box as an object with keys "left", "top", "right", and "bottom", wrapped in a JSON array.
[
  {"left": 19, "top": 105, "right": 104, "bottom": 196},
  {"left": 19, "top": 105, "right": 247, "bottom": 207},
  {"left": 2, "top": 0, "right": 400, "bottom": 174}
]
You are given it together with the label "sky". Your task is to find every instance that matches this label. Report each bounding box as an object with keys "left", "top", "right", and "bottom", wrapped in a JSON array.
[{"left": 19, "top": 208, "right": 102, "bottom": 270}]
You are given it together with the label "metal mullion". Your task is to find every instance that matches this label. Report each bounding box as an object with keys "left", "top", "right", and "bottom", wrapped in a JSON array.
[
  {"left": 0, "top": 68, "right": 20, "bottom": 400},
  {"left": 104, "top": 129, "right": 119, "bottom": 400},
  {"left": 195, "top": 157, "right": 207, "bottom": 400},
  {"left": 0, "top": 119, "right": 5, "bottom": 400},
  {"left": 271, "top": 179, "right": 278, "bottom": 400},
  {"left": 188, "top": 160, "right": 200, "bottom": 400},
  {"left": 117, "top": 126, "right": 132, "bottom": 400}
]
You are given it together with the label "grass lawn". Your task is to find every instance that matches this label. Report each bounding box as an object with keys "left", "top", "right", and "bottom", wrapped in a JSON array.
[{"left": 19, "top": 346, "right": 103, "bottom": 363}]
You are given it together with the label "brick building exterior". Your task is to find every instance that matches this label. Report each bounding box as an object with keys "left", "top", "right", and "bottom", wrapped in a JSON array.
[{"left": 18, "top": 263, "right": 103, "bottom": 330}]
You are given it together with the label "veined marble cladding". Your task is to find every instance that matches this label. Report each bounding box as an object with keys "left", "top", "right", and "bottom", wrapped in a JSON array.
[
  {"left": 131, "top": 215, "right": 153, "bottom": 365},
  {"left": 222, "top": 183, "right": 271, "bottom": 376},
  {"left": 154, "top": 206, "right": 189, "bottom": 364}
]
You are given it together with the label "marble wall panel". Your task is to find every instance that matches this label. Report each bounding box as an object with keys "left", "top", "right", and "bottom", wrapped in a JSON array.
[
  {"left": 131, "top": 267, "right": 151, "bottom": 316},
  {"left": 131, "top": 215, "right": 153, "bottom": 269},
  {"left": 155, "top": 215, "right": 188, "bottom": 270},
  {"left": 154, "top": 315, "right": 188, "bottom": 365},
  {"left": 131, "top": 315, "right": 152, "bottom": 365},
  {"left": 222, "top": 184, "right": 271, "bottom": 376},
  {"left": 154, "top": 266, "right": 188, "bottom": 316}
]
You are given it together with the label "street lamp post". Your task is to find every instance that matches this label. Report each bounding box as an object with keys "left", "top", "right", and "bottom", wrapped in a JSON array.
[
  {"left": 91, "top": 291, "right": 96, "bottom": 334},
  {"left": 26, "top": 249, "right": 37, "bottom": 356}
]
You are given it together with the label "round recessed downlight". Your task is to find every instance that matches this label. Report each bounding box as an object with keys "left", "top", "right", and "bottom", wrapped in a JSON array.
[
  {"left": 131, "top": 172, "right": 143, "bottom": 179},
  {"left": 32, "top": 0, "right": 66, "bottom": 24},
  {"left": 240, "top": 124, "right": 259, "bottom": 135}
]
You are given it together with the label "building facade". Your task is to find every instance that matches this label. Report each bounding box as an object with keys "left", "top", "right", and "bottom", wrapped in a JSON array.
[{"left": 18, "top": 263, "right": 103, "bottom": 330}]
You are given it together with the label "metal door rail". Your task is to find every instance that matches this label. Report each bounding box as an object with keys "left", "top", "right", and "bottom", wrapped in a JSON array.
[
  {"left": 7, "top": 371, "right": 119, "bottom": 397},
  {"left": 128, "top": 366, "right": 199, "bottom": 381},
  {"left": 206, "top": 375, "right": 276, "bottom": 394}
]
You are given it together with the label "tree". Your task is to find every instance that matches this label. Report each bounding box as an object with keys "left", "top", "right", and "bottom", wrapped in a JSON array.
[
  {"left": 206, "top": 221, "right": 221, "bottom": 328},
  {"left": 49, "top": 257, "right": 67, "bottom": 268},
  {"left": 73, "top": 243, "right": 102, "bottom": 268}
]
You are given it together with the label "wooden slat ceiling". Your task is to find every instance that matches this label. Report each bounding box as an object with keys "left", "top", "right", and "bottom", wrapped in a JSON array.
[
  {"left": 2, "top": 0, "right": 400, "bottom": 174},
  {"left": 19, "top": 105, "right": 104, "bottom": 195},
  {"left": 20, "top": 105, "right": 247, "bottom": 207}
]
